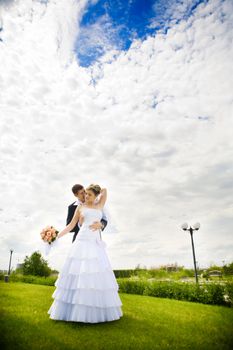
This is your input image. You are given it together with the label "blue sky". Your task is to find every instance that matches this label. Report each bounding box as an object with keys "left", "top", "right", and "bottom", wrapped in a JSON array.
[{"left": 75, "top": 0, "right": 206, "bottom": 67}]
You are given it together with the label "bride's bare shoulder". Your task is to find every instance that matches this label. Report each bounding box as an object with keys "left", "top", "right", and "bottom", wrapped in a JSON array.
[
  {"left": 75, "top": 205, "right": 83, "bottom": 213},
  {"left": 78, "top": 204, "right": 85, "bottom": 211}
]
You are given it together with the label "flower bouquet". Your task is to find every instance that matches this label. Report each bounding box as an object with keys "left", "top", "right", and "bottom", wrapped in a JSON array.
[{"left": 40, "top": 226, "right": 59, "bottom": 245}]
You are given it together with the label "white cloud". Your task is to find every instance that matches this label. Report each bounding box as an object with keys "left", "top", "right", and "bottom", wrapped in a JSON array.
[
  {"left": 0, "top": 0, "right": 233, "bottom": 272},
  {"left": 76, "top": 13, "right": 123, "bottom": 59}
]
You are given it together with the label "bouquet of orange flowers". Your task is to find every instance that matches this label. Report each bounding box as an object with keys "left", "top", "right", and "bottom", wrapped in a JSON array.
[{"left": 40, "top": 226, "right": 59, "bottom": 244}]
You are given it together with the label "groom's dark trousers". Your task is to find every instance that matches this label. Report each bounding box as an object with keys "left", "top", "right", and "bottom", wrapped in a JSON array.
[{"left": 66, "top": 202, "right": 108, "bottom": 243}]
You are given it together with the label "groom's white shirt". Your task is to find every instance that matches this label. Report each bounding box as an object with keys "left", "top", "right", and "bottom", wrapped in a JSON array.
[{"left": 73, "top": 200, "right": 82, "bottom": 206}]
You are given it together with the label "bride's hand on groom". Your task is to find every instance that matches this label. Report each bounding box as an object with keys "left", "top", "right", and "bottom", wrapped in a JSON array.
[{"left": 89, "top": 221, "right": 103, "bottom": 231}]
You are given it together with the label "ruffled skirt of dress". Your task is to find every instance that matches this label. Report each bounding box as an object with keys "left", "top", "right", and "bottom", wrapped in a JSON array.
[{"left": 48, "top": 235, "right": 123, "bottom": 323}]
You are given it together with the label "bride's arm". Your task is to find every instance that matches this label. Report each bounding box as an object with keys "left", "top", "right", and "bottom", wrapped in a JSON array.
[
  {"left": 58, "top": 207, "right": 81, "bottom": 239},
  {"left": 97, "top": 188, "right": 107, "bottom": 208}
]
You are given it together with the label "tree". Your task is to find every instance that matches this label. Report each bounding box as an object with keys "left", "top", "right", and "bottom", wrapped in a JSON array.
[
  {"left": 22, "top": 251, "right": 52, "bottom": 277},
  {"left": 223, "top": 262, "right": 233, "bottom": 276}
]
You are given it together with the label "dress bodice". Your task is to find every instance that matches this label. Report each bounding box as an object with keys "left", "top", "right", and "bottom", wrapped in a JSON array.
[{"left": 79, "top": 207, "right": 103, "bottom": 230}]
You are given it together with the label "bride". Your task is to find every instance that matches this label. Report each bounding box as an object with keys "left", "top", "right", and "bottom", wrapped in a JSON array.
[{"left": 48, "top": 184, "right": 123, "bottom": 323}]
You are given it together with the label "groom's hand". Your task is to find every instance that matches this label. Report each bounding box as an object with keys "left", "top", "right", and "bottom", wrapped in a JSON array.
[{"left": 89, "top": 221, "right": 103, "bottom": 231}]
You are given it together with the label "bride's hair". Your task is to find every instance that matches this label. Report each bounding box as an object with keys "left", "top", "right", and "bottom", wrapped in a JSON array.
[{"left": 86, "top": 184, "right": 101, "bottom": 196}]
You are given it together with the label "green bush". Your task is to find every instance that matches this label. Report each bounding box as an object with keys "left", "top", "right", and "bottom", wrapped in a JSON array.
[
  {"left": 117, "top": 279, "right": 233, "bottom": 307},
  {"left": 143, "top": 281, "right": 200, "bottom": 302},
  {"left": 1, "top": 272, "right": 232, "bottom": 307},
  {"left": 117, "top": 278, "right": 147, "bottom": 295},
  {"left": 113, "top": 269, "right": 136, "bottom": 278},
  {"left": 224, "top": 282, "right": 233, "bottom": 306},
  {"left": 199, "top": 283, "right": 225, "bottom": 305},
  {"left": 2, "top": 273, "right": 57, "bottom": 286}
]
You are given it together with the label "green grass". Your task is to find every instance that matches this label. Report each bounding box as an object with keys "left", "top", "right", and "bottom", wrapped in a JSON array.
[{"left": 0, "top": 282, "right": 233, "bottom": 350}]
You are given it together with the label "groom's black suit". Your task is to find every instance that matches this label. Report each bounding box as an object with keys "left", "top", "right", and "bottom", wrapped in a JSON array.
[{"left": 66, "top": 201, "right": 108, "bottom": 243}]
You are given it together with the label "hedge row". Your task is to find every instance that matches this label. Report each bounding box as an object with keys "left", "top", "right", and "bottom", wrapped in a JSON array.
[
  {"left": 0, "top": 273, "right": 57, "bottom": 286},
  {"left": 117, "top": 279, "right": 233, "bottom": 307},
  {"left": 1, "top": 273, "right": 232, "bottom": 307},
  {"left": 113, "top": 270, "right": 136, "bottom": 278}
]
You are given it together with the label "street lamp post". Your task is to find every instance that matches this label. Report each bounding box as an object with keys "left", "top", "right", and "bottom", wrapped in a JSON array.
[
  {"left": 8, "top": 249, "right": 14, "bottom": 275},
  {"left": 181, "top": 223, "right": 200, "bottom": 284},
  {"left": 4, "top": 249, "right": 14, "bottom": 283}
]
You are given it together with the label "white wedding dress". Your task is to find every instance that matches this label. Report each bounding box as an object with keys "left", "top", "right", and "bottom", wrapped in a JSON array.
[{"left": 48, "top": 207, "right": 123, "bottom": 323}]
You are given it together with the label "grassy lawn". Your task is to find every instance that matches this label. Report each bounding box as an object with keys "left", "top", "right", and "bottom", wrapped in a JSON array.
[{"left": 0, "top": 282, "right": 232, "bottom": 350}]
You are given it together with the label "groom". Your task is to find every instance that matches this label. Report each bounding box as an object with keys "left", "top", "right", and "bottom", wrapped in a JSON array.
[{"left": 66, "top": 184, "right": 108, "bottom": 243}]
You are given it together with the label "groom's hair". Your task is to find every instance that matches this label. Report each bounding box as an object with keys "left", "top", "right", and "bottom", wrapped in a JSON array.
[{"left": 72, "top": 184, "right": 84, "bottom": 195}]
